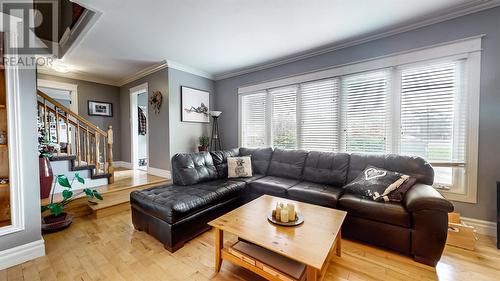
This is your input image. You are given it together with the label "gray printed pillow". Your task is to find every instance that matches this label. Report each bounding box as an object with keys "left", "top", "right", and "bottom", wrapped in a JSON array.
[
  {"left": 227, "top": 157, "right": 253, "bottom": 178},
  {"left": 344, "top": 165, "right": 409, "bottom": 202}
]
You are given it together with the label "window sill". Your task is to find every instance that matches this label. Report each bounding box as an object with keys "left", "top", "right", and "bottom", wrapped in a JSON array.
[{"left": 438, "top": 189, "right": 477, "bottom": 204}]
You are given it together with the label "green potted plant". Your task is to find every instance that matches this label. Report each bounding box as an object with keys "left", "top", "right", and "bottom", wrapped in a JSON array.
[
  {"left": 198, "top": 136, "right": 210, "bottom": 152},
  {"left": 41, "top": 173, "right": 103, "bottom": 232}
]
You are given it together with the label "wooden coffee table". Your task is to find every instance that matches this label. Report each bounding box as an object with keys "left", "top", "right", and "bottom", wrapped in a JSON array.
[{"left": 208, "top": 195, "right": 347, "bottom": 281}]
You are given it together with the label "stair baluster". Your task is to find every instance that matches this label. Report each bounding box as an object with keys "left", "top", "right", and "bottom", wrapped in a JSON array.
[
  {"left": 65, "top": 114, "right": 71, "bottom": 155},
  {"left": 37, "top": 90, "right": 114, "bottom": 183},
  {"left": 107, "top": 125, "right": 114, "bottom": 184},
  {"left": 55, "top": 109, "right": 60, "bottom": 155}
]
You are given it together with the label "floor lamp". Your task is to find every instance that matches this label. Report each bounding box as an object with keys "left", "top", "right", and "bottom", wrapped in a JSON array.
[{"left": 210, "top": 111, "right": 222, "bottom": 151}]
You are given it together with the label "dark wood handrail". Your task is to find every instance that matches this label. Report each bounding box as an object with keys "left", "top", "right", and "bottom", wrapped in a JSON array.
[{"left": 37, "top": 90, "right": 107, "bottom": 136}]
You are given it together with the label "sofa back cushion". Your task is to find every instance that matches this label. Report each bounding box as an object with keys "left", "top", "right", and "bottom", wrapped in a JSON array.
[
  {"left": 267, "top": 148, "right": 308, "bottom": 180},
  {"left": 239, "top": 147, "right": 274, "bottom": 175},
  {"left": 210, "top": 148, "right": 240, "bottom": 178},
  {"left": 303, "top": 151, "right": 350, "bottom": 186},
  {"left": 347, "top": 153, "right": 434, "bottom": 185},
  {"left": 172, "top": 152, "right": 218, "bottom": 185}
]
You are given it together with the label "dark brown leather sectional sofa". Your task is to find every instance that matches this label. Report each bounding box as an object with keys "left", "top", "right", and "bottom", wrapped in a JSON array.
[{"left": 130, "top": 147, "right": 454, "bottom": 266}]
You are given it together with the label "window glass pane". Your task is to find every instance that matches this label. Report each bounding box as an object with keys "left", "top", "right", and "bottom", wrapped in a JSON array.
[
  {"left": 240, "top": 92, "right": 267, "bottom": 147},
  {"left": 400, "top": 62, "right": 465, "bottom": 163},
  {"left": 270, "top": 86, "right": 297, "bottom": 149},
  {"left": 300, "top": 78, "right": 339, "bottom": 151},
  {"left": 341, "top": 71, "right": 390, "bottom": 153}
]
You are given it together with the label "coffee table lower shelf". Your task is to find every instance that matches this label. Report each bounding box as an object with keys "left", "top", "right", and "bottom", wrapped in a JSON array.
[
  {"left": 216, "top": 234, "right": 341, "bottom": 281},
  {"left": 221, "top": 241, "right": 306, "bottom": 281}
]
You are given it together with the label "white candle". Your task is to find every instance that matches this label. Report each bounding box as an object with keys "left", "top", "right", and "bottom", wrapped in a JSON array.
[
  {"left": 275, "top": 205, "right": 281, "bottom": 221},
  {"left": 281, "top": 209, "right": 289, "bottom": 223},
  {"left": 287, "top": 203, "right": 296, "bottom": 221}
]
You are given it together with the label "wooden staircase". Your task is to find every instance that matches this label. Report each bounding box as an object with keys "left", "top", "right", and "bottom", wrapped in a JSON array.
[{"left": 37, "top": 90, "right": 115, "bottom": 183}]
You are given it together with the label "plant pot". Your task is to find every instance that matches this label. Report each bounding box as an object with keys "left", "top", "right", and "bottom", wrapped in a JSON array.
[
  {"left": 41, "top": 213, "right": 72, "bottom": 233},
  {"left": 39, "top": 157, "right": 53, "bottom": 199},
  {"left": 198, "top": 145, "right": 209, "bottom": 152}
]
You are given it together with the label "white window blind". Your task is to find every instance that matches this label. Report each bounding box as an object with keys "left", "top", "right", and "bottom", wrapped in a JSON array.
[
  {"left": 400, "top": 61, "right": 467, "bottom": 189},
  {"left": 341, "top": 71, "right": 391, "bottom": 154},
  {"left": 300, "top": 78, "right": 339, "bottom": 151},
  {"left": 270, "top": 86, "right": 297, "bottom": 149},
  {"left": 240, "top": 92, "right": 267, "bottom": 148}
]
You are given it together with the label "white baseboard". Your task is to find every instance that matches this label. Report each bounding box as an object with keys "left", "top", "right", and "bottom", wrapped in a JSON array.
[
  {"left": 461, "top": 216, "right": 497, "bottom": 238},
  {"left": 147, "top": 166, "right": 171, "bottom": 179},
  {"left": 114, "top": 161, "right": 133, "bottom": 169},
  {"left": 0, "top": 239, "right": 45, "bottom": 270}
]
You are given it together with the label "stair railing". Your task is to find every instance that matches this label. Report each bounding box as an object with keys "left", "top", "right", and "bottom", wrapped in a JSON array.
[{"left": 37, "top": 90, "right": 114, "bottom": 183}]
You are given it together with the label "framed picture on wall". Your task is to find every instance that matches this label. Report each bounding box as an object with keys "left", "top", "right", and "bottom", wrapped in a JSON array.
[
  {"left": 88, "top": 100, "right": 113, "bottom": 117},
  {"left": 181, "top": 86, "right": 210, "bottom": 123}
]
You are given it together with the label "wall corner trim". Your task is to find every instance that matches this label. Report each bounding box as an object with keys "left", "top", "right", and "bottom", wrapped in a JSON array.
[
  {"left": 147, "top": 167, "right": 171, "bottom": 179},
  {"left": 0, "top": 239, "right": 45, "bottom": 270}
]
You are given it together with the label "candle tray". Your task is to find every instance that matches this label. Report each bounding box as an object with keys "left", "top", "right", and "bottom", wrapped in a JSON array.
[{"left": 267, "top": 211, "right": 304, "bottom": 226}]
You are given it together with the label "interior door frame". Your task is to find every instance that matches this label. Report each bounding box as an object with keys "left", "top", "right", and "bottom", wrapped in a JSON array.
[{"left": 129, "top": 83, "right": 149, "bottom": 171}]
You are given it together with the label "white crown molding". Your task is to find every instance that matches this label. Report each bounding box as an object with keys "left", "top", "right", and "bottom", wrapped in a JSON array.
[
  {"left": 214, "top": 0, "right": 500, "bottom": 80},
  {"left": 0, "top": 239, "right": 45, "bottom": 270},
  {"left": 117, "top": 59, "right": 214, "bottom": 87},
  {"left": 117, "top": 60, "right": 168, "bottom": 86},
  {"left": 165, "top": 60, "right": 214, "bottom": 80},
  {"left": 37, "top": 67, "right": 122, "bottom": 86}
]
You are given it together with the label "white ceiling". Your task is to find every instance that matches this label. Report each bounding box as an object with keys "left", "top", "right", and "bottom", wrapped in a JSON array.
[{"left": 46, "top": 0, "right": 496, "bottom": 84}]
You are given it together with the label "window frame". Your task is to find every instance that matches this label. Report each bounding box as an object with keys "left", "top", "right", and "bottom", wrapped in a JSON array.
[{"left": 238, "top": 36, "right": 482, "bottom": 203}]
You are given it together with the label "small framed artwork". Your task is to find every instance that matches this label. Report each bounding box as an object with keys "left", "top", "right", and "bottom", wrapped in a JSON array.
[
  {"left": 88, "top": 100, "right": 113, "bottom": 117},
  {"left": 181, "top": 86, "right": 210, "bottom": 123}
]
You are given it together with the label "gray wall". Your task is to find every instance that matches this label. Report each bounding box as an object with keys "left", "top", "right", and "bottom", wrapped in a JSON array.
[
  {"left": 119, "top": 69, "right": 170, "bottom": 170},
  {"left": 37, "top": 74, "right": 122, "bottom": 161},
  {"left": 214, "top": 7, "right": 500, "bottom": 222},
  {"left": 168, "top": 68, "right": 214, "bottom": 156},
  {"left": 0, "top": 67, "right": 42, "bottom": 251}
]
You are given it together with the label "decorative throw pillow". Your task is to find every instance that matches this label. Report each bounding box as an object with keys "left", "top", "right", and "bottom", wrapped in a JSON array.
[
  {"left": 227, "top": 156, "right": 253, "bottom": 178},
  {"left": 386, "top": 177, "right": 417, "bottom": 202},
  {"left": 344, "top": 165, "right": 409, "bottom": 201}
]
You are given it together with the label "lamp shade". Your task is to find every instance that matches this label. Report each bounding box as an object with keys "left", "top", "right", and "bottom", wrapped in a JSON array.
[{"left": 209, "top": 111, "right": 222, "bottom": 117}]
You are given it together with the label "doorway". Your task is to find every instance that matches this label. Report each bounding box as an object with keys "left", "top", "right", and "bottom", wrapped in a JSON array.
[{"left": 129, "top": 83, "right": 149, "bottom": 171}]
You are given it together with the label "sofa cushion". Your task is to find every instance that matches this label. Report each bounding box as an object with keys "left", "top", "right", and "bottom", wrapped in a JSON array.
[
  {"left": 287, "top": 181, "right": 344, "bottom": 208},
  {"left": 172, "top": 152, "right": 218, "bottom": 185},
  {"left": 239, "top": 147, "right": 274, "bottom": 175},
  {"left": 231, "top": 174, "right": 265, "bottom": 184},
  {"left": 347, "top": 153, "right": 434, "bottom": 185},
  {"left": 210, "top": 148, "right": 240, "bottom": 178},
  {"left": 267, "top": 148, "right": 308, "bottom": 180},
  {"left": 130, "top": 179, "right": 246, "bottom": 224},
  {"left": 249, "top": 176, "right": 300, "bottom": 197},
  {"left": 338, "top": 194, "right": 411, "bottom": 228},
  {"left": 303, "top": 151, "right": 350, "bottom": 186}
]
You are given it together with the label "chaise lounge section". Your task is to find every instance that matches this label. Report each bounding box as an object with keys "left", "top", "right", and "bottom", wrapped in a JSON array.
[{"left": 130, "top": 147, "right": 453, "bottom": 266}]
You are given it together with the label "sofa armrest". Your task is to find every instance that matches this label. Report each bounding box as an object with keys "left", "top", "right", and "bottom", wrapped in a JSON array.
[{"left": 404, "top": 183, "right": 454, "bottom": 213}]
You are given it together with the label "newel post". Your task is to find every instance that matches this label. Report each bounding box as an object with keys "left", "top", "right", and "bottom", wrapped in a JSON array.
[{"left": 107, "top": 125, "right": 114, "bottom": 184}]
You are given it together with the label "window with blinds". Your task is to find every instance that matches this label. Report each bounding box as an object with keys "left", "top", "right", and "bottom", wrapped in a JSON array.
[
  {"left": 240, "top": 92, "right": 267, "bottom": 148},
  {"left": 238, "top": 53, "right": 478, "bottom": 199},
  {"left": 341, "top": 71, "right": 391, "bottom": 154},
  {"left": 300, "top": 79, "right": 339, "bottom": 151},
  {"left": 400, "top": 61, "right": 467, "bottom": 188},
  {"left": 270, "top": 86, "right": 297, "bottom": 149}
]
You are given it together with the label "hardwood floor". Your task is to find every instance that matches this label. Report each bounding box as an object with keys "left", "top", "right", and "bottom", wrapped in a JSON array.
[{"left": 1, "top": 211, "right": 499, "bottom": 281}]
